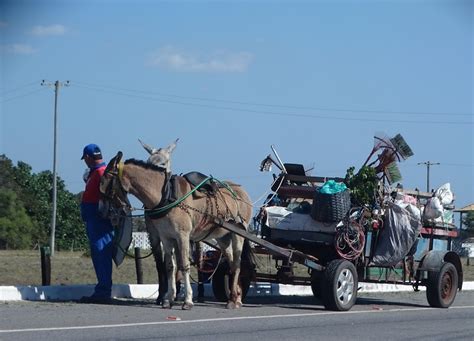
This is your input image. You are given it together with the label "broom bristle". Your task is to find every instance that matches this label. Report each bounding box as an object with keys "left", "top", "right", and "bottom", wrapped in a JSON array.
[
  {"left": 390, "top": 134, "right": 414, "bottom": 160},
  {"left": 385, "top": 162, "right": 402, "bottom": 184}
]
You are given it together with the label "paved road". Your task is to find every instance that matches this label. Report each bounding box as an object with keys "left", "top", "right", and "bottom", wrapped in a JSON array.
[{"left": 1, "top": 291, "right": 474, "bottom": 340}]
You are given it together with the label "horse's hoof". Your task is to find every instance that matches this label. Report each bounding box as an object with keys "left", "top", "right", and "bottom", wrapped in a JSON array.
[
  {"left": 156, "top": 296, "right": 164, "bottom": 305},
  {"left": 226, "top": 302, "right": 236, "bottom": 309},
  {"left": 182, "top": 302, "right": 194, "bottom": 310},
  {"left": 235, "top": 302, "right": 243, "bottom": 309},
  {"left": 162, "top": 300, "right": 172, "bottom": 309}
]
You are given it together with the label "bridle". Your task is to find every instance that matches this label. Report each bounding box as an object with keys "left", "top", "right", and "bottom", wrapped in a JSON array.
[{"left": 99, "top": 161, "right": 132, "bottom": 224}]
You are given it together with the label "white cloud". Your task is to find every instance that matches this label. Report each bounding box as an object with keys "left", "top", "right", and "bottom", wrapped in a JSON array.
[
  {"left": 31, "top": 24, "right": 66, "bottom": 36},
  {"left": 1, "top": 44, "right": 37, "bottom": 55},
  {"left": 148, "top": 46, "right": 253, "bottom": 72}
]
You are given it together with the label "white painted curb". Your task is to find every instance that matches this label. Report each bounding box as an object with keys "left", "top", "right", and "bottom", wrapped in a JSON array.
[{"left": 1, "top": 281, "right": 473, "bottom": 302}]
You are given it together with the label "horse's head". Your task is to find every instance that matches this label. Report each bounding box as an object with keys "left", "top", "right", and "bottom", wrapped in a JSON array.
[
  {"left": 139, "top": 138, "right": 179, "bottom": 172},
  {"left": 99, "top": 151, "right": 131, "bottom": 225}
]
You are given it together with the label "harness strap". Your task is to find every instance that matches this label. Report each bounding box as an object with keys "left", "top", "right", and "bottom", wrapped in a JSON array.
[
  {"left": 146, "top": 175, "right": 213, "bottom": 219},
  {"left": 146, "top": 172, "right": 174, "bottom": 219}
]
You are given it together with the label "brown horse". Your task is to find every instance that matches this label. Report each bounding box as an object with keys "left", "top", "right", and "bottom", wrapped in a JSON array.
[
  {"left": 100, "top": 151, "right": 253, "bottom": 309},
  {"left": 139, "top": 138, "right": 179, "bottom": 304}
]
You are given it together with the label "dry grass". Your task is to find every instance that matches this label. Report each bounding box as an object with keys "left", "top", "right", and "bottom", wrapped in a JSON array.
[
  {"left": 0, "top": 250, "right": 160, "bottom": 286},
  {"left": 0, "top": 250, "right": 472, "bottom": 286}
]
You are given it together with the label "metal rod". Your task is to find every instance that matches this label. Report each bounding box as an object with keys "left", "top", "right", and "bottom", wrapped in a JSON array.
[{"left": 271, "top": 145, "right": 287, "bottom": 174}]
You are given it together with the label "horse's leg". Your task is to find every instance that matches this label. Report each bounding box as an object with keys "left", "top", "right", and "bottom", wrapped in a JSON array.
[
  {"left": 195, "top": 242, "right": 205, "bottom": 302},
  {"left": 161, "top": 239, "right": 177, "bottom": 309},
  {"left": 147, "top": 229, "right": 167, "bottom": 305},
  {"left": 216, "top": 235, "right": 239, "bottom": 309},
  {"left": 176, "top": 236, "right": 194, "bottom": 310},
  {"left": 227, "top": 235, "right": 245, "bottom": 309}
]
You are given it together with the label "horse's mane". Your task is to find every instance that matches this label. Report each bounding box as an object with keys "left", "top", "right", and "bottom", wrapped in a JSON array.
[{"left": 124, "top": 158, "right": 166, "bottom": 172}]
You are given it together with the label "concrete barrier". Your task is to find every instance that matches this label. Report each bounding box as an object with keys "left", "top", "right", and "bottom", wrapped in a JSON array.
[{"left": 1, "top": 281, "right": 473, "bottom": 301}]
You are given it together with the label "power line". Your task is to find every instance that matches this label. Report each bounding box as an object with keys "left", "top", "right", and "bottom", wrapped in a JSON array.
[
  {"left": 0, "top": 80, "right": 41, "bottom": 96},
  {"left": 404, "top": 163, "right": 473, "bottom": 168},
  {"left": 72, "top": 80, "right": 473, "bottom": 117},
  {"left": 442, "top": 163, "right": 474, "bottom": 167},
  {"left": 72, "top": 82, "right": 473, "bottom": 126},
  {"left": 0, "top": 87, "right": 48, "bottom": 103}
]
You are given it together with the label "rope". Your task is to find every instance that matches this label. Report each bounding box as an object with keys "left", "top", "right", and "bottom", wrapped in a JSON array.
[
  {"left": 189, "top": 251, "right": 224, "bottom": 284},
  {"left": 146, "top": 176, "right": 213, "bottom": 217},
  {"left": 146, "top": 174, "right": 245, "bottom": 217},
  {"left": 211, "top": 177, "right": 238, "bottom": 199},
  {"left": 334, "top": 208, "right": 367, "bottom": 261},
  {"left": 255, "top": 174, "right": 285, "bottom": 207},
  {"left": 252, "top": 174, "right": 285, "bottom": 206}
]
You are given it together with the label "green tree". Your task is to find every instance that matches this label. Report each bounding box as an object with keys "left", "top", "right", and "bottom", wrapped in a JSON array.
[
  {"left": 462, "top": 211, "right": 474, "bottom": 236},
  {"left": 0, "top": 155, "right": 16, "bottom": 189},
  {"left": 0, "top": 155, "right": 87, "bottom": 250},
  {"left": 0, "top": 189, "right": 35, "bottom": 249},
  {"left": 344, "top": 166, "right": 378, "bottom": 206},
  {"left": 55, "top": 180, "right": 88, "bottom": 251}
]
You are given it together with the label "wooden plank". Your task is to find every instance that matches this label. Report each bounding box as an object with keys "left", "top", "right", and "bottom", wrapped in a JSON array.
[
  {"left": 396, "top": 188, "right": 432, "bottom": 198},
  {"left": 420, "top": 227, "right": 458, "bottom": 238},
  {"left": 277, "top": 186, "right": 316, "bottom": 199},
  {"left": 214, "top": 218, "right": 324, "bottom": 271},
  {"left": 283, "top": 174, "right": 345, "bottom": 184}
]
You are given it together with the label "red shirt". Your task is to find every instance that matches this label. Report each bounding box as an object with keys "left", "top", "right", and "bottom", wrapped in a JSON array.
[{"left": 82, "top": 164, "right": 106, "bottom": 204}]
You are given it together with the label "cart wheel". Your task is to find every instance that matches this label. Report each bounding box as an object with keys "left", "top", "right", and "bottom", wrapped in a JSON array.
[
  {"left": 212, "top": 263, "right": 251, "bottom": 302},
  {"left": 426, "top": 262, "right": 458, "bottom": 308},
  {"left": 310, "top": 271, "right": 323, "bottom": 299},
  {"left": 321, "top": 259, "right": 358, "bottom": 311}
]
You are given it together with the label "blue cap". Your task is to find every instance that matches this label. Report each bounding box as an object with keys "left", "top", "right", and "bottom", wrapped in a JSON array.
[{"left": 81, "top": 143, "right": 102, "bottom": 160}]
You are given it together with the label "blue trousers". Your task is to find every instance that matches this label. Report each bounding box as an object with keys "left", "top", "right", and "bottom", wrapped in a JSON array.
[{"left": 82, "top": 203, "right": 114, "bottom": 298}]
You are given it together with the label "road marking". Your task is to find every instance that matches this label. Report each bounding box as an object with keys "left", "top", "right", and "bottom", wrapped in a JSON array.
[{"left": 2, "top": 305, "right": 474, "bottom": 334}]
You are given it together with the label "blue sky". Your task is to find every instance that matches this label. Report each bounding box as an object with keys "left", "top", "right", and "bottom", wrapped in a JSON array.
[{"left": 1, "top": 0, "right": 473, "bottom": 216}]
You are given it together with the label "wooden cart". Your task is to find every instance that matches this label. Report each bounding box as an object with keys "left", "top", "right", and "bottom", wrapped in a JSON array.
[{"left": 206, "top": 168, "right": 463, "bottom": 311}]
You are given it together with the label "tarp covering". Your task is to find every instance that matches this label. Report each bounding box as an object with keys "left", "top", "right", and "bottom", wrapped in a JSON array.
[
  {"left": 264, "top": 206, "right": 339, "bottom": 233},
  {"left": 370, "top": 202, "right": 422, "bottom": 267}
]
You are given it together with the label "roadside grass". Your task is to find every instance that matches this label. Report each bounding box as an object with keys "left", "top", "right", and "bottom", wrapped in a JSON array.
[
  {"left": 0, "top": 249, "right": 473, "bottom": 286},
  {"left": 0, "top": 249, "right": 160, "bottom": 286}
]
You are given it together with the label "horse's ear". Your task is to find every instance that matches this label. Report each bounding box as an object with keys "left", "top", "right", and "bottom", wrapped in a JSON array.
[
  {"left": 138, "top": 139, "right": 155, "bottom": 155},
  {"left": 165, "top": 138, "right": 179, "bottom": 154},
  {"left": 105, "top": 154, "right": 117, "bottom": 172}
]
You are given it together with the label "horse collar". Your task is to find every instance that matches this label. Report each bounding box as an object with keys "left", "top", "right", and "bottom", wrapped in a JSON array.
[{"left": 118, "top": 162, "right": 124, "bottom": 180}]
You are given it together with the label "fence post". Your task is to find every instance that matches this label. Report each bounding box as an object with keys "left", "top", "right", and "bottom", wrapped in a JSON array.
[
  {"left": 135, "top": 247, "right": 143, "bottom": 284},
  {"left": 40, "top": 246, "right": 51, "bottom": 286}
]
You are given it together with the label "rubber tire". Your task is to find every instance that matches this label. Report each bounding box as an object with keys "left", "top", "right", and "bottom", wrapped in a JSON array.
[
  {"left": 212, "top": 263, "right": 251, "bottom": 302},
  {"left": 310, "top": 271, "right": 323, "bottom": 299},
  {"left": 426, "top": 262, "right": 458, "bottom": 308},
  {"left": 321, "top": 259, "right": 358, "bottom": 311}
]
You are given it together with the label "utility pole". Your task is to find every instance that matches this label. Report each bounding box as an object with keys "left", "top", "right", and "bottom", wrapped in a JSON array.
[
  {"left": 417, "top": 161, "right": 440, "bottom": 193},
  {"left": 41, "top": 80, "right": 69, "bottom": 256}
]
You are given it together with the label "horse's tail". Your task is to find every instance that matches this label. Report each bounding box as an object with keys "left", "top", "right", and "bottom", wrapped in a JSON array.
[{"left": 240, "top": 239, "right": 256, "bottom": 280}]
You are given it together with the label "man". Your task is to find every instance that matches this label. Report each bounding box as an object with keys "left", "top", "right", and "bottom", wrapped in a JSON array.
[{"left": 79, "top": 143, "right": 114, "bottom": 304}]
